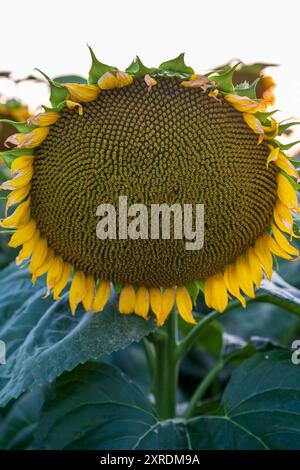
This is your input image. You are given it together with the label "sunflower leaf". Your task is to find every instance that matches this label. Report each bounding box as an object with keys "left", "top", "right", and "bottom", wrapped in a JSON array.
[
  {"left": 158, "top": 53, "right": 194, "bottom": 77},
  {"left": 136, "top": 350, "right": 300, "bottom": 450},
  {"left": 33, "top": 362, "right": 156, "bottom": 450},
  {"left": 0, "top": 262, "right": 155, "bottom": 407},
  {"left": 87, "top": 46, "right": 116, "bottom": 85}
]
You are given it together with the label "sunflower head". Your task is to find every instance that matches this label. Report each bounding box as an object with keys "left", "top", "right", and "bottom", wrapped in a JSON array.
[{"left": 1, "top": 50, "right": 299, "bottom": 326}]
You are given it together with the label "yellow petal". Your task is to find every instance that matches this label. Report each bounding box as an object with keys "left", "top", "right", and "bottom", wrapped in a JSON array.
[
  {"left": 63, "top": 83, "right": 100, "bottom": 102},
  {"left": 176, "top": 286, "right": 196, "bottom": 324},
  {"left": 204, "top": 273, "right": 228, "bottom": 312},
  {"left": 53, "top": 262, "right": 72, "bottom": 300},
  {"left": 16, "top": 229, "right": 40, "bottom": 265},
  {"left": 246, "top": 246, "right": 263, "bottom": 288},
  {"left": 98, "top": 71, "right": 133, "bottom": 90},
  {"left": 66, "top": 100, "right": 83, "bottom": 116},
  {"left": 82, "top": 275, "right": 96, "bottom": 311},
  {"left": 149, "top": 287, "right": 163, "bottom": 323},
  {"left": 6, "top": 184, "right": 31, "bottom": 215},
  {"left": 119, "top": 284, "right": 136, "bottom": 314},
  {"left": 271, "top": 223, "right": 299, "bottom": 256},
  {"left": 0, "top": 198, "right": 30, "bottom": 228},
  {"left": 225, "top": 94, "right": 266, "bottom": 113},
  {"left": 8, "top": 219, "right": 37, "bottom": 248},
  {"left": 5, "top": 127, "right": 49, "bottom": 149},
  {"left": 266, "top": 233, "right": 292, "bottom": 260},
  {"left": 277, "top": 173, "right": 298, "bottom": 210},
  {"left": 144, "top": 74, "right": 157, "bottom": 92},
  {"left": 243, "top": 113, "right": 264, "bottom": 135},
  {"left": 223, "top": 264, "right": 246, "bottom": 308},
  {"left": 275, "top": 153, "right": 299, "bottom": 179},
  {"left": 69, "top": 271, "right": 86, "bottom": 315},
  {"left": 254, "top": 234, "right": 273, "bottom": 279},
  {"left": 160, "top": 287, "right": 175, "bottom": 326},
  {"left": 29, "top": 237, "right": 48, "bottom": 273},
  {"left": 266, "top": 146, "right": 280, "bottom": 168},
  {"left": 273, "top": 200, "right": 293, "bottom": 234},
  {"left": 27, "top": 111, "right": 59, "bottom": 127},
  {"left": 1, "top": 166, "right": 33, "bottom": 190},
  {"left": 92, "top": 281, "right": 111, "bottom": 313},
  {"left": 11, "top": 155, "right": 34, "bottom": 176},
  {"left": 46, "top": 255, "right": 64, "bottom": 291},
  {"left": 31, "top": 247, "right": 55, "bottom": 285},
  {"left": 134, "top": 286, "right": 150, "bottom": 319},
  {"left": 234, "top": 255, "right": 255, "bottom": 298}
]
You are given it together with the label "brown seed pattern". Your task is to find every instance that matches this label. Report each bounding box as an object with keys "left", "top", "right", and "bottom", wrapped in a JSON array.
[{"left": 31, "top": 78, "right": 277, "bottom": 287}]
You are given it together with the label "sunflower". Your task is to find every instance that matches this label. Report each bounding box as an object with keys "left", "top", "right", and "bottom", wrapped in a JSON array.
[{"left": 0, "top": 50, "right": 299, "bottom": 327}]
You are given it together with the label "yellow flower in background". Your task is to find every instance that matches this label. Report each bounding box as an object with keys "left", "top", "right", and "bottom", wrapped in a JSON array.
[{"left": 0, "top": 50, "right": 299, "bottom": 327}]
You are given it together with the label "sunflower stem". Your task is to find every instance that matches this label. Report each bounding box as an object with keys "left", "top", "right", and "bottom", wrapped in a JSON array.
[
  {"left": 176, "top": 309, "right": 223, "bottom": 361},
  {"left": 183, "top": 357, "right": 225, "bottom": 419},
  {"left": 152, "top": 307, "right": 179, "bottom": 420}
]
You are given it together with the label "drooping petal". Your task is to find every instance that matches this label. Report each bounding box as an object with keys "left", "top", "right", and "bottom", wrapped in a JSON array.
[
  {"left": 98, "top": 71, "right": 133, "bottom": 90},
  {"left": 234, "top": 255, "right": 255, "bottom": 298},
  {"left": 243, "top": 113, "right": 264, "bottom": 135},
  {"left": 204, "top": 273, "right": 228, "bottom": 312},
  {"left": 273, "top": 200, "right": 293, "bottom": 234},
  {"left": 46, "top": 255, "right": 64, "bottom": 291},
  {"left": 246, "top": 246, "right": 263, "bottom": 288},
  {"left": 254, "top": 234, "right": 273, "bottom": 279},
  {"left": 159, "top": 287, "right": 175, "bottom": 326},
  {"left": 31, "top": 247, "right": 55, "bottom": 285},
  {"left": 1, "top": 166, "right": 33, "bottom": 190},
  {"left": 275, "top": 153, "right": 299, "bottom": 179},
  {"left": 6, "top": 184, "right": 31, "bottom": 215},
  {"left": 29, "top": 237, "right": 48, "bottom": 273},
  {"left": 0, "top": 198, "right": 31, "bottom": 228},
  {"left": 134, "top": 286, "right": 150, "bottom": 319},
  {"left": 277, "top": 173, "right": 298, "bottom": 210},
  {"left": 266, "top": 146, "right": 280, "bottom": 168},
  {"left": 69, "top": 270, "right": 86, "bottom": 315},
  {"left": 176, "top": 286, "right": 196, "bottom": 324},
  {"left": 92, "top": 281, "right": 111, "bottom": 313},
  {"left": 5, "top": 127, "right": 49, "bottom": 149},
  {"left": 119, "top": 284, "right": 136, "bottom": 314},
  {"left": 149, "top": 287, "right": 163, "bottom": 323},
  {"left": 53, "top": 262, "right": 72, "bottom": 300},
  {"left": 225, "top": 94, "right": 266, "bottom": 113},
  {"left": 223, "top": 264, "right": 246, "bottom": 308},
  {"left": 66, "top": 100, "right": 83, "bottom": 116},
  {"left": 27, "top": 111, "right": 59, "bottom": 127},
  {"left": 8, "top": 219, "right": 37, "bottom": 248},
  {"left": 81, "top": 275, "right": 96, "bottom": 311},
  {"left": 265, "top": 233, "right": 293, "bottom": 260},
  {"left": 16, "top": 229, "right": 40, "bottom": 265},
  {"left": 271, "top": 223, "right": 299, "bottom": 256},
  {"left": 63, "top": 83, "right": 100, "bottom": 102},
  {"left": 11, "top": 155, "right": 34, "bottom": 176},
  {"left": 144, "top": 74, "right": 157, "bottom": 92}
]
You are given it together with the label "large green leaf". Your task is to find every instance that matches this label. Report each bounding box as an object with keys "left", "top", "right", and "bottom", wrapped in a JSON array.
[
  {"left": 136, "top": 350, "right": 300, "bottom": 450},
  {"left": 0, "top": 262, "right": 155, "bottom": 407},
  {"left": 34, "top": 362, "right": 156, "bottom": 450}
]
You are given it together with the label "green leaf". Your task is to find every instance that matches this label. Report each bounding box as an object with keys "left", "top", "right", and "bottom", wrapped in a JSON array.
[
  {"left": 209, "top": 62, "right": 241, "bottom": 93},
  {"left": 87, "top": 46, "right": 116, "bottom": 84},
  {"left": 158, "top": 53, "right": 194, "bottom": 78},
  {"left": 0, "top": 389, "right": 44, "bottom": 449},
  {"left": 126, "top": 56, "right": 156, "bottom": 78},
  {"left": 34, "top": 362, "right": 156, "bottom": 450},
  {"left": 0, "top": 119, "right": 36, "bottom": 133},
  {"left": 53, "top": 75, "right": 87, "bottom": 84},
  {"left": 235, "top": 77, "right": 260, "bottom": 99},
  {"left": 136, "top": 350, "right": 300, "bottom": 449},
  {"left": 0, "top": 262, "right": 155, "bottom": 407},
  {"left": 35, "top": 69, "right": 68, "bottom": 108}
]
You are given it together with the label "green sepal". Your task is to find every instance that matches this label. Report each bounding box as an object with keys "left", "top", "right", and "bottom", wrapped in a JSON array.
[
  {"left": 43, "top": 100, "right": 66, "bottom": 114},
  {"left": 54, "top": 75, "right": 87, "bottom": 84},
  {"left": 157, "top": 53, "right": 194, "bottom": 78},
  {"left": 292, "top": 223, "right": 300, "bottom": 238},
  {"left": 113, "top": 282, "right": 122, "bottom": 294},
  {"left": 209, "top": 62, "right": 241, "bottom": 93},
  {"left": 186, "top": 281, "right": 201, "bottom": 306},
  {"left": 125, "top": 56, "right": 157, "bottom": 78},
  {"left": 0, "top": 119, "right": 36, "bottom": 133},
  {"left": 235, "top": 77, "right": 260, "bottom": 99},
  {"left": 87, "top": 46, "right": 116, "bottom": 85},
  {"left": 278, "top": 121, "right": 300, "bottom": 136},
  {"left": 0, "top": 148, "right": 34, "bottom": 168},
  {"left": 35, "top": 69, "right": 68, "bottom": 108},
  {"left": 272, "top": 139, "right": 300, "bottom": 151}
]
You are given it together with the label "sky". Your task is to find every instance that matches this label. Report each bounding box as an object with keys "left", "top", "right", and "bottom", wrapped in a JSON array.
[{"left": 1, "top": 0, "right": 299, "bottom": 149}]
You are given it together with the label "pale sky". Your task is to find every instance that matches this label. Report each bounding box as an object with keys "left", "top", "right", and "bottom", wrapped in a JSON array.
[{"left": 1, "top": 0, "right": 300, "bottom": 150}]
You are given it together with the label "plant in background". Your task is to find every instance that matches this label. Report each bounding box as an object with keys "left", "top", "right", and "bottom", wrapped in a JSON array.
[{"left": 0, "top": 50, "right": 300, "bottom": 450}]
